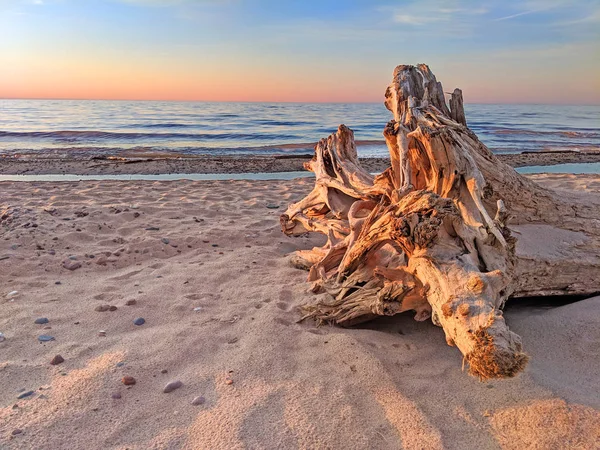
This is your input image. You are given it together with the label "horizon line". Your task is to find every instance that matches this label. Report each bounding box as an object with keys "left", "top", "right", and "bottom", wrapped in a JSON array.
[{"left": 1, "top": 96, "right": 599, "bottom": 107}]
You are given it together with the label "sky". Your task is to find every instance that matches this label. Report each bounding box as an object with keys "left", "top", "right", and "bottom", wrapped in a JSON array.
[{"left": 0, "top": 0, "right": 599, "bottom": 104}]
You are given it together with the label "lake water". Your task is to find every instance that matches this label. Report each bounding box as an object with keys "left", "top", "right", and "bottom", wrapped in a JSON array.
[{"left": 0, "top": 101, "right": 598, "bottom": 159}]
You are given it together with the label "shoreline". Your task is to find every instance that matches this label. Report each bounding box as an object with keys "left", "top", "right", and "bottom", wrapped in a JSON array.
[{"left": 1, "top": 149, "right": 600, "bottom": 175}]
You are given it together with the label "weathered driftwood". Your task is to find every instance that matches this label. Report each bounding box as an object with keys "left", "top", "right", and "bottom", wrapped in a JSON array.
[{"left": 281, "top": 64, "right": 600, "bottom": 380}]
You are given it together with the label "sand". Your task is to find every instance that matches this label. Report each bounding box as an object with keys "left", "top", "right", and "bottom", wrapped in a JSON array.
[
  {"left": 1, "top": 174, "right": 599, "bottom": 449},
  {"left": 2, "top": 149, "right": 600, "bottom": 175}
]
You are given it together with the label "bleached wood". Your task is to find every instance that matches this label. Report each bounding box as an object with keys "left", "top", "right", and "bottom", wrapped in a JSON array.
[{"left": 281, "top": 64, "right": 600, "bottom": 379}]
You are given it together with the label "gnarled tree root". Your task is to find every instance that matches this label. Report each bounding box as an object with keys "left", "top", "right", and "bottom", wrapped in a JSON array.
[{"left": 281, "top": 64, "right": 600, "bottom": 379}]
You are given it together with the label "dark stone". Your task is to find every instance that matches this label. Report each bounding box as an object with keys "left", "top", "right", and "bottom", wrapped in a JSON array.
[
  {"left": 38, "top": 335, "right": 55, "bottom": 342},
  {"left": 34, "top": 318, "right": 49, "bottom": 325},
  {"left": 50, "top": 355, "right": 65, "bottom": 365},
  {"left": 133, "top": 318, "right": 145, "bottom": 326},
  {"left": 17, "top": 391, "right": 34, "bottom": 399},
  {"left": 122, "top": 376, "right": 136, "bottom": 385}
]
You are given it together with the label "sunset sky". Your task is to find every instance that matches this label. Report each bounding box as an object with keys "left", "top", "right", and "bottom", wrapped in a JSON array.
[{"left": 1, "top": 0, "right": 599, "bottom": 104}]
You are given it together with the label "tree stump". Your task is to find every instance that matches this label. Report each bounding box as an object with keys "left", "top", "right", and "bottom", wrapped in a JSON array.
[{"left": 280, "top": 64, "right": 600, "bottom": 380}]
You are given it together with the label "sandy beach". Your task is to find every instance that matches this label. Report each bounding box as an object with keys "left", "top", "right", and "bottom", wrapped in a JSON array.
[
  {"left": 1, "top": 173, "right": 599, "bottom": 449},
  {"left": 1, "top": 149, "right": 600, "bottom": 175}
]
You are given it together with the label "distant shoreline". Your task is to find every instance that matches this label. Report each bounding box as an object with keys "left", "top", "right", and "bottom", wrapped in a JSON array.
[{"left": 1, "top": 150, "right": 600, "bottom": 175}]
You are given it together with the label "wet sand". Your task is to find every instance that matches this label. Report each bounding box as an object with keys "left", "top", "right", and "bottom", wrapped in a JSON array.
[{"left": 2, "top": 149, "right": 600, "bottom": 175}]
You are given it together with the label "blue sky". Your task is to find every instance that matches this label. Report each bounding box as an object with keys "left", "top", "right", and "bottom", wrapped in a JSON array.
[{"left": 0, "top": 0, "right": 599, "bottom": 103}]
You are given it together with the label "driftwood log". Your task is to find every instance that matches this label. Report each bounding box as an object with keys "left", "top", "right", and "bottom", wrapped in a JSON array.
[{"left": 280, "top": 64, "right": 600, "bottom": 380}]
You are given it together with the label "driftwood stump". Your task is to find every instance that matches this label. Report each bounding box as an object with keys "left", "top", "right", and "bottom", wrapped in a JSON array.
[{"left": 281, "top": 64, "right": 600, "bottom": 380}]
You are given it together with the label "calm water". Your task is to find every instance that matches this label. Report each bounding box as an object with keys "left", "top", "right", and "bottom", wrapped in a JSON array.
[{"left": 0, "top": 100, "right": 598, "bottom": 158}]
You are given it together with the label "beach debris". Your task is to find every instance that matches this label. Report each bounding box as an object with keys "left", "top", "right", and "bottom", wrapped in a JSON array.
[
  {"left": 280, "top": 63, "right": 600, "bottom": 380},
  {"left": 125, "top": 299, "right": 137, "bottom": 306},
  {"left": 6, "top": 291, "right": 19, "bottom": 299},
  {"left": 50, "top": 355, "right": 65, "bottom": 365},
  {"left": 34, "top": 318, "right": 49, "bottom": 325},
  {"left": 62, "top": 260, "right": 81, "bottom": 271},
  {"left": 163, "top": 380, "right": 183, "bottom": 393},
  {"left": 111, "top": 392, "right": 122, "bottom": 399},
  {"left": 145, "top": 227, "right": 160, "bottom": 231},
  {"left": 122, "top": 376, "right": 136, "bottom": 386},
  {"left": 17, "top": 391, "right": 35, "bottom": 399},
  {"left": 191, "top": 396, "right": 205, "bottom": 406},
  {"left": 0, "top": 256, "right": 9, "bottom": 261},
  {"left": 38, "top": 335, "right": 55, "bottom": 342},
  {"left": 133, "top": 317, "right": 145, "bottom": 326},
  {"left": 193, "top": 307, "right": 202, "bottom": 312},
  {"left": 98, "top": 330, "right": 107, "bottom": 337},
  {"left": 95, "top": 305, "right": 111, "bottom": 312}
]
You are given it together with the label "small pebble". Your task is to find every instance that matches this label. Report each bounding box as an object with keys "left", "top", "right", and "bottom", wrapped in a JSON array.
[
  {"left": 98, "top": 330, "right": 107, "bottom": 337},
  {"left": 266, "top": 203, "right": 280, "bottom": 209},
  {"left": 116, "top": 362, "right": 125, "bottom": 367},
  {"left": 55, "top": 281, "right": 61, "bottom": 285},
  {"left": 17, "top": 390, "right": 34, "bottom": 399},
  {"left": 109, "top": 306, "right": 118, "bottom": 311},
  {"left": 225, "top": 379, "right": 234, "bottom": 385},
  {"left": 34, "top": 318, "right": 49, "bottom": 325},
  {"left": 111, "top": 392, "right": 122, "bottom": 399},
  {"left": 95, "top": 305, "right": 110, "bottom": 312},
  {"left": 6, "top": 291, "right": 18, "bottom": 299},
  {"left": 122, "top": 376, "right": 136, "bottom": 386},
  {"left": 62, "top": 260, "right": 81, "bottom": 271},
  {"left": 161, "top": 238, "right": 170, "bottom": 244},
  {"left": 11, "top": 429, "right": 23, "bottom": 436},
  {"left": 145, "top": 227, "right": 160, "bottom": 231},
  {"left": 133, "top": 318, "right": 145, "bottom": 326},
  {"left": 191, "top": 396, "right": 206, "bottom": 406},
  {"left": 193, "top": 307, "right": 202, "bottom": 312},
  {"left": 161, "top": 369, "right": 168, "bottom": 374},
  {"left": 0, "top": 332, "right": 5, "bottom": 342},
  {"left": 125, "top": 299, "right": 137, "bottom": 306},
  {"left": 163, "top": 380, "right": 183, "bottom": 393},
  {"left": 68, "top": 255, "right": 78, "bottom": 261},
  {"left": 38, "top": 335, "right": 55, "bottom": 342},
  {"left": 50, "top": 355, "right": 65, "bottom": 365}
]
